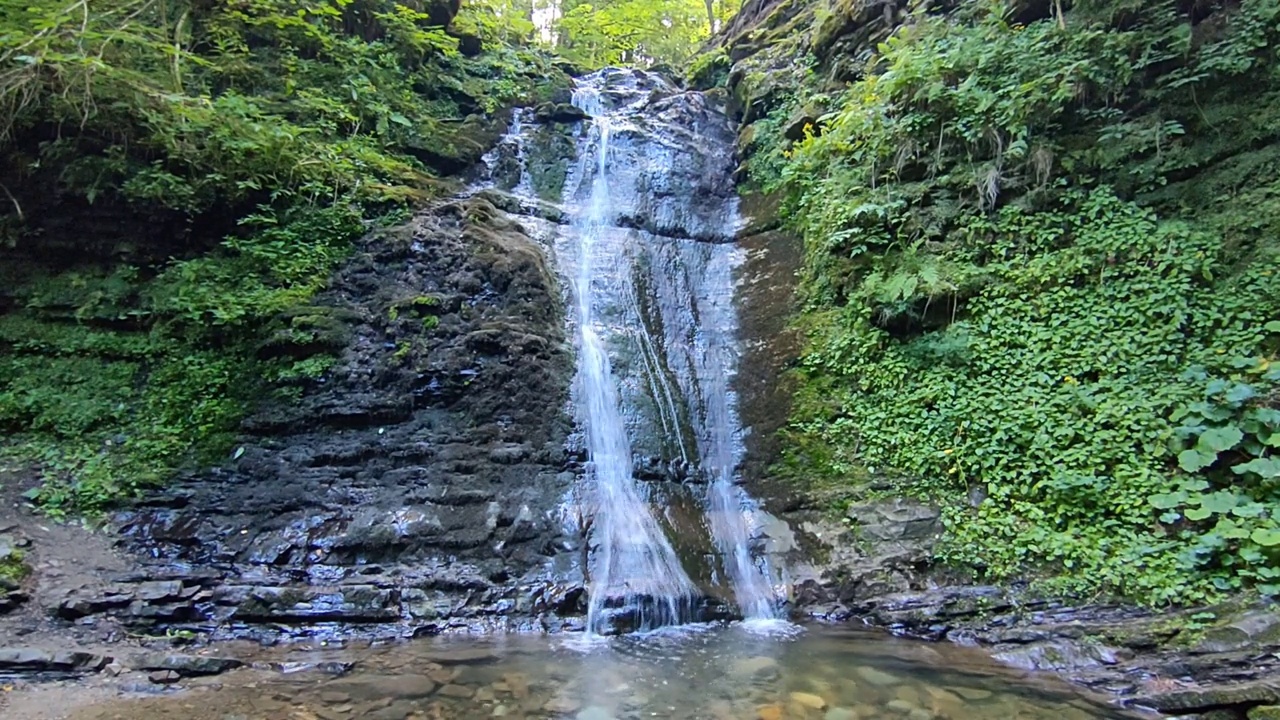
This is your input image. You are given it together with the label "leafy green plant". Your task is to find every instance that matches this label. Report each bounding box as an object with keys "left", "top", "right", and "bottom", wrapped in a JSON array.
[
  {"left": 1149, "top": 348, "right": 1280, "bottom": 594},
  {"left": 0, "top": 0, "right": 565, "bottom": 512},
  {"left": 766, "top": 0, "right": 1280, "bottom": 603}
]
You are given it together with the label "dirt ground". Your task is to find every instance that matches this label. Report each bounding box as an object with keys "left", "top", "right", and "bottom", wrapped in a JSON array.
[{"left": 0, "top": 465, "right": 155, "bottom": 719}]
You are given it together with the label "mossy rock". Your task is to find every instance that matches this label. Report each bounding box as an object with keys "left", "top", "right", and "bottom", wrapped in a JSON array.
[
  {"left": 688, "top": 50, "right": 732, "bottom": 91},
  {"left": 258, "top": 306, "right": 358, "bottom": 360},
  {"left": 1250, "top": 706, "right": 1280, "bottom": 720},
  {"left": 388, "top": 294, "right": 454, "bottom": 323},
  {"left": 0, "top": 547, "right": 30, "bottom": 583},
  {"left": 1145, "top": 681, "right": 1280, "bottom": 712},
  {"left": 525, "top": 125, "right": 579, "bottom": 203},
  {"left": 533, "top": 103, "right": 589, "bottom": 124},
  {"left": 406, "top": 113, "right": 509, "bottom": 176}
]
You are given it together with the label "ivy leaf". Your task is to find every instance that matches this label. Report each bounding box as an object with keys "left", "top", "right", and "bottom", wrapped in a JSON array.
[
  {"left": 1183, "top": 479, "right": 1211, "bottom": 492},
  {"left": 1225, "top": 383, "right": 1258, "bottom": 406},
  {"left": 1231, "top": 502, "right": 1269, "bottom": 518},
  {"left": 1206, "top": 379, "right": 1231, "bottom": 396},
  {"left": 1149, "top": 491, "right": 1186, "bottom": 510},
  {"left": 1197, "top": 426, "right": 1243, "bottom": 453},
  {"left": 1199, "top": 491, "right": 1240, "bottom": 514},
  {"left": 1185, "top": 506, "right": 1213, "bottom": 521},
  {"left": 1175, "top": 422, "right": 1206, "bottom": 439},
  {"left": 1232, "top": 457, "right": 1280, "bottom": 478},
  {"left": 1265, "top": 321, "right": 1280, "bottom": 333},
  {"left": 1215, "top": 518, "right": 1250, "bottom": 539},
  {"left": 1159, "top": 511, "right": 1182, "bottom": 524},
  {"left": 1250, "top": 528, "right": 1280, "bottom": 547},
  {"left": 1178, "top": 448, "right": 1216, "bottom": 472}
]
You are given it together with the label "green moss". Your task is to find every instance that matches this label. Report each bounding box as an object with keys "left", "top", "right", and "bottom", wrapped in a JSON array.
[
  {"left": 0, "top": 552, "right": 30, "bottom": 583},
  {"left": 687, "top": 48, "right": 731, "bottom": 90},
  {"left": 526, "top": 124, "right": 579, "bottom": 202},
  {"left": 0, "top": 206, "right": 371, "bottom": 512}
]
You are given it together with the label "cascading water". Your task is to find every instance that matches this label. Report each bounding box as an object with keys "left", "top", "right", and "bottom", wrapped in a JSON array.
[
  {"left": 487, "top": 68, "right": 782, "bottom": 632},
  {"left": 570, "top": 84, "right": 699, "bottom": 634}
]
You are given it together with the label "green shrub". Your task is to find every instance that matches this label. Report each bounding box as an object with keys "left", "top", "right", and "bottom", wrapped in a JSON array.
[{"left": 771, "top": 0, "right": 1280, "bottom": 602}]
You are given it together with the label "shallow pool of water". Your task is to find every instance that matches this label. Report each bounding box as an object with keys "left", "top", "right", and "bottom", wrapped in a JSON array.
[{"left": 59, "top": 623, "right": 1147, "bottom": 720}]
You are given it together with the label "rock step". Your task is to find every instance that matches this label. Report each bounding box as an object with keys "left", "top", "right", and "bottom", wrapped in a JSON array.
[{"left": 0, "top": 647, "right": 111, "bottom": 675}]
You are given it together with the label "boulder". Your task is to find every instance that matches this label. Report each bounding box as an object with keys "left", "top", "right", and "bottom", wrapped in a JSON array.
[
  {"left": 0, "top": 647, "right": 111, "bottom": 674},
  {"left": 1195, "top": 610, "right": 1280, "bottom": 654},
  {"left": 148, "top": 669, "right": 181, "bottom": 684},
  {"left": 1141, "top": 681, "right": 1280, "bottom": 712},
  {"left": 131, "top": 653, "right": 244, "bottom": 677},
  {"left": 845, "top": 499, "right": 942, "bottom": 541},
  {"left": 534, "top": 103, "right": 590, "bottom": 124}
]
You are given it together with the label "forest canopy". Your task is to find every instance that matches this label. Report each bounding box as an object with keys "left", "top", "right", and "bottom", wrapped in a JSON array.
[{"left": 478, "top": 0, "right": 742, "bottom": 67}]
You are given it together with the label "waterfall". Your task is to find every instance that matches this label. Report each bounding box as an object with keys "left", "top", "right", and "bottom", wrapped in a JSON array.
[
  {"left": 487, "top": 68, "right": 781, "bottom": 632},
  {"left": 569, "top": 83, "right": 699, "bottom": 633}
]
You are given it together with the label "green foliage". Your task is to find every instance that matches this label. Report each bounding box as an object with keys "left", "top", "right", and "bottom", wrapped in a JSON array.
[
  {"left": 554, "top": 0, "right": 742, "bottom": 68},
  {"left": 0, "top": 1, "right": 562, "bottom": 512},
  {"left": 0, "top": 550, "right": 29, "bottom": 582},
  {"left": 771, "top": 0, "right": 1280, "bottom": 602},
  {"left": 1153, "top": 357, "right": 1280, "bottom": 595},
  {"left": 686, "top": 47, "right": 730, "bottom": 90},
  {"left": 0, "top": 204, "right": 371, "bottom": 512}
]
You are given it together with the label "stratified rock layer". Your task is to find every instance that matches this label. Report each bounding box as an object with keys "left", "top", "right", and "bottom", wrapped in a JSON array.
[{"left": 97, "top": 198, "right": 583, "bottom": 637}]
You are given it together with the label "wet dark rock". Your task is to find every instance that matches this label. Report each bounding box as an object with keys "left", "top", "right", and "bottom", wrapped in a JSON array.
[
  {"left": 95, "top": 197, "right": 579, "bottom": 640},
  {"left": 473, "top": 189, "right": 566, "bottom": 224},
  {"left": 0, "top": 647, "right": 111, "bottom": 675},
  {"left": 423, "top": 0, "right": 460, "bottom": 27},
  {"left": 0, "top": 577, "right": 26, "bottom": 613},
  {"left": 131, "top": 653, "right": 244, "bottom": 677},
  {"left": 454, "top": 31, "right": 483, "bottom": 56},
  {"left": 232, "top": 586, "right": 400, "bottom": 623},
  {"left": 534, "top": 102, "right": 590, "bottom": 124},
  {"left": 1140, "top": 681, "right": 1280, "bottom": 713}
]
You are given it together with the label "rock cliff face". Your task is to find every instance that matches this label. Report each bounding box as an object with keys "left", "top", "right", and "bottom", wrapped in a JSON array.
[
  {"left": 67, "top": 198, "right": 585, "bottom": 638},
  {"left": 51, "top": 68, "right": 782, "bottom": 639}
]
